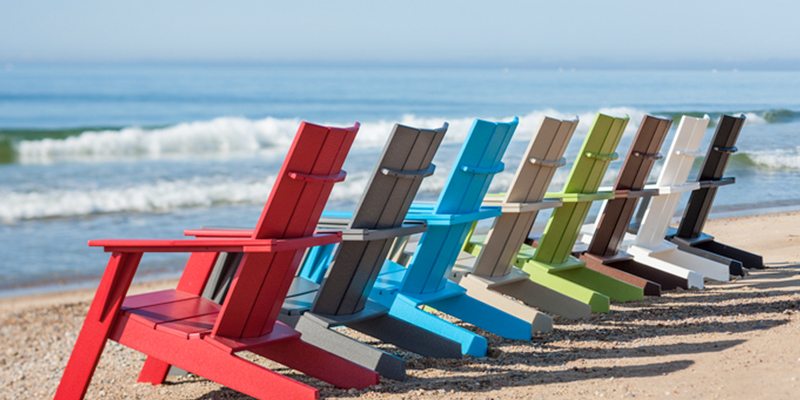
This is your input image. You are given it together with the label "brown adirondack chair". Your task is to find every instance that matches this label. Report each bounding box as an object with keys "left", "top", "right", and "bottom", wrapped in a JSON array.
[{"left": 578, "top": 115, "right": 672, "bottom": 295}]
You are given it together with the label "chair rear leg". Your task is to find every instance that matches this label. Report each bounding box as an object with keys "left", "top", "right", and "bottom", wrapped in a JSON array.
[
  {"left": 426, "top": 292, "right": 533, "bottom": 341},
  {"left": 251, "top": 338, "right": 380, "bottom": 390},
  {"left": 138, "top": 357, "right": 171, "bottom": 384},
  {"left": 387, "top": 298, "right": 488, "bottom": 357},
  {"left": 348, "top": 314, "right": 464, "bottom": 359},
  {"left": 693, "top": 240, "right": 762, "bottom": 270}
]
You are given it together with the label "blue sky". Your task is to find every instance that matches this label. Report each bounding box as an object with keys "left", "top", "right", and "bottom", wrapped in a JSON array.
[{"left": 2, "top": 0, "right": 799, "bottom": 69}]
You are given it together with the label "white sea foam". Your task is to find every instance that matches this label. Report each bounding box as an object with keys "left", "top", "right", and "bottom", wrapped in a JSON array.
[
  {"left": 15, "top": 108, "right": 651, "bottom": 164},
  {"left": 17, "top": 117, "right": 302, "bottom": 164},
  {"left": 0, "top": 159, "right": 585, "bottom": 223},
  {"left": 747, "top": 147, "right": 800, "bottom": 169},
  {"left": 741, "top": 112, "right": 768, "bottom": 125},
  {"left": 0, "top": 177, "right": 261, "bottom": 223}
]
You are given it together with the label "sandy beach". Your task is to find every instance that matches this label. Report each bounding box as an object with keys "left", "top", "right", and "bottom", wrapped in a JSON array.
[{"left": 2, "top": 211, "right": 799, "bottom": 399}]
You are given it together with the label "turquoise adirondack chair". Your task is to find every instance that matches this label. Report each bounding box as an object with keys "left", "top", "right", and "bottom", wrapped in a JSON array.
[
  {"left": 368, "top": 117, "right": 534, "bottom": 357},
  {"left": 517, "top": 113, "right": 644, "bottom": 313}
]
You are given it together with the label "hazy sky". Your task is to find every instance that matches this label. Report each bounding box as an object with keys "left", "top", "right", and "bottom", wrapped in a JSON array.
[{"left": 2, "top": 0, "right": 799, "bottom": 69}]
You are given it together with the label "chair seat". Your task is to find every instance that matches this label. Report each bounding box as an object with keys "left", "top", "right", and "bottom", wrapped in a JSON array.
[
  {"left": 122, "top": 289, "right": 305, "bottom": 353},
  {"left": 123, "top": 289, "right": 221, "bottom": 339}
]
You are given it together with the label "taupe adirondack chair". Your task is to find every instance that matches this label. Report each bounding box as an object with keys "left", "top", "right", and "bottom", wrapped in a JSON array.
[
  {"left": 577, "top": 115, "right": 672, "bottom": 295},
  {"left": 456, "top": 115, "right": 592, "bottom": 321}
]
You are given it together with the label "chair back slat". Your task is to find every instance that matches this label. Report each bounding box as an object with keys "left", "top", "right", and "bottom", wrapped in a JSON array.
[
  {"left": 434, "top": 118, "right": 518, "bottom": 215},
  {"left": 213, "top": 122, "right": 358, "bottom": 338}
]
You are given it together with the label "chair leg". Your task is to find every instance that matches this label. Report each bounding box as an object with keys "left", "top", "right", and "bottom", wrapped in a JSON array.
[
  {"left": 348, "top": 313, "right": 463, "bottom": 359},
  {"left": 522, "top": 262, "right": 612, "bottom": 313},
  {"left": 670, "top": 238, "right": 747, "bottom": 276},
  {"left": 142, "top": 251, "right": 222, "bottom": 381},
  {"left": 55, "top": 252, "right": 142, "bottom": 400},
  {"left": 580, "top": 254, "right": 662, "bottom": 296},
  {"left": 655, "top": 248, "right": 730, "bottom": 282},
  {"left": 425, "top": 289, "right": 533, "bottom": 340},
  {"left": 54, "top": 321, "right": 113, "bottom": 400},
  {"left": 387, "top": 297, "right": 488, "bottom": 357},
  {"left": 553, "top": 267, "right": 644, "bottom": 302},
  {"left": 598, "top": 257, "right": 689, "bottom": 291},
  {"left": 137, "top": 357, "right": 171, "bottom": 384},
  {"left": 490, "top": 277, "right": 593, "bottom": 320},
  {"left": 456, "top": 275, "right": 554, "bottom": 332},
  {"left": 115, "top": 314, "right": 319, "bottom": 400},
  {"left": 693, "top": 240, "right": 764, "bottom": 270},
  {"left": 293, "top": 315, "right": 406, "bottom": 382},
  {"left": 251, "top": 337, "right": 380, "bottom": 390}
]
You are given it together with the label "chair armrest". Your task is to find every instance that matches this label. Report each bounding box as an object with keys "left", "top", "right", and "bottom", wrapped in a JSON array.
[
  {"left": 694, "top": 176, "right": 735, "bottom": 189},
  {"left": 544, "top": 191, "right": 615, "bottom": 203},
  {"left": 184, "top": 228, "right": 252, "bottom": 238},
  {"left": 89, "top": 233, "right": 342, "bottom": 253}
]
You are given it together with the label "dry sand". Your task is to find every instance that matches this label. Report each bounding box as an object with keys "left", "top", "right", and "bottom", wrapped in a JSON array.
[{"left": 2, "top": 211, "right": 799, "bottom": 399}]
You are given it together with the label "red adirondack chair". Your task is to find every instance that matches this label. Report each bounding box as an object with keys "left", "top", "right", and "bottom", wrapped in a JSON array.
[{"left": 54, "top": 122, "right": 379, "bottom": 400}]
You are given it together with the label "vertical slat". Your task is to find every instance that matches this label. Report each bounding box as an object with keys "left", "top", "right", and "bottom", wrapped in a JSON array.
[{"left": 634, "top": 116, "right": 709, "bottom": 248}]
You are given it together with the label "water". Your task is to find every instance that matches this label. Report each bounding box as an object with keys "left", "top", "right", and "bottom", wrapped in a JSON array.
[{"left": 1, "top": 64, "right": 799, "bottom": 295}]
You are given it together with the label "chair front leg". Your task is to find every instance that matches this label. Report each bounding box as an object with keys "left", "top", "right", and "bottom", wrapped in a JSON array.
[{"left": 55, "top": 252, "right": 143, "bottom": 400}]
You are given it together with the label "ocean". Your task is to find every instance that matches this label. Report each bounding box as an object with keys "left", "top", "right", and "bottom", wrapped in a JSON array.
[{"left": 1, "top": 64, "right": 799, "bottom": 296}]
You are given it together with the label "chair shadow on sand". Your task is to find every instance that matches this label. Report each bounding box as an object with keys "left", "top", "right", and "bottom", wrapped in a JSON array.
[{"left": 177, "top": 265, "right": 798, "bottom": 399}]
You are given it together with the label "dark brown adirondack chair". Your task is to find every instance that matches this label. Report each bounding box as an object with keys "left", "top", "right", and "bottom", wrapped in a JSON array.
[
  {"left": 668, "top": 114, "right": 763, "bottom": 272},
  {"left": 578, "top": 115, "right": 672, "bottom": 295}
]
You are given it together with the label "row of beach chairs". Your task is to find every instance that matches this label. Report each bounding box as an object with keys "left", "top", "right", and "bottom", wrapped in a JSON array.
[{"left": 55, "top": 113, "right": 762, "bottom": 399}]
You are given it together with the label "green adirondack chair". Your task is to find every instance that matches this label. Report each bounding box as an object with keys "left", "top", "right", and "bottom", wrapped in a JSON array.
[{"left": 518, "top": 113, "right": 644, "bottom": 313}]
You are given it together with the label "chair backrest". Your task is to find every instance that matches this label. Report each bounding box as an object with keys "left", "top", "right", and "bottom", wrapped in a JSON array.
[
  {"left": 534, "top": 113, "right": 628, "bottom": 265},
  {"left": 633, "top": 116, "right": 709, "bottom": 248},
  {"left": 311, "top": 123, "right": 447, "bottom": 315},
  {"left": 402, "top": 118, "right": 518, "bottom": 293},
  {"left": 587, "top": 115, "right": 671, "bottom": 256},
  {"left": 434, "top": 118, "right": 518, "bottom": 214},
  {"left": 213, "top": 122, "right": 359, "bottom": 339},
  {"left": 676, "top": 114, "right": 745, "bottom": 239},
  {"left": 472, "top": 116, "right": 578, "bottom": 277}
]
